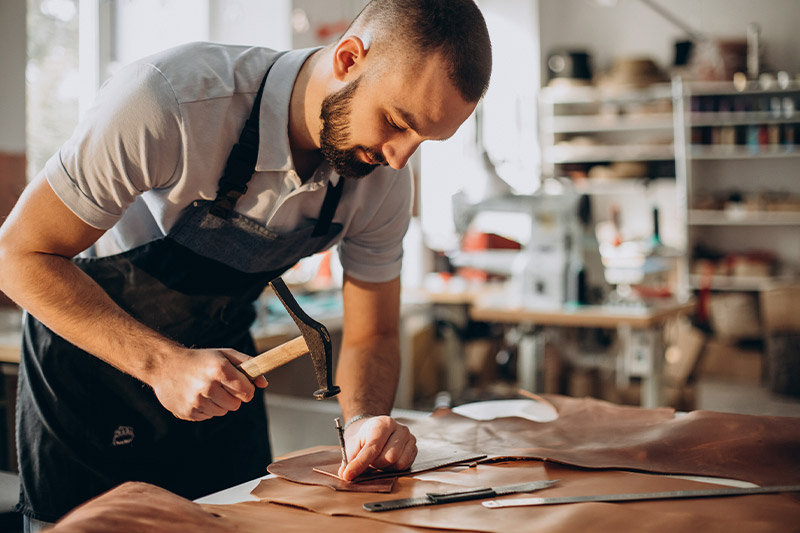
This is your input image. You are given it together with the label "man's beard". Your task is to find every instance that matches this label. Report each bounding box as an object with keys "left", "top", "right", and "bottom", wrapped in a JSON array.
[{"left": 319, "top": 76, "right": 386, "bottom": 180}]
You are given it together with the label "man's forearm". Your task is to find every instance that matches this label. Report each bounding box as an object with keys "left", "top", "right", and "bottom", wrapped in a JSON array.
[
  {"left": 335, "top": 335, "right": 401, "bottom": 420},
  {"left": 0, "top": 250, "right": 180, "bottom": 382},
  {"left": 0, "top": 176, "right": 264, "bottom": 422}
]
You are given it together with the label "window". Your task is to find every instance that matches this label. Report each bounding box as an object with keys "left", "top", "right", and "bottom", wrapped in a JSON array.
[{"left": 26, "top": 0, "right": 79, "bottom": 180}]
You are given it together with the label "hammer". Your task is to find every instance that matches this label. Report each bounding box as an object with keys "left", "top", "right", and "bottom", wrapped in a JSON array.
[{"left": 237, "top": 277, "right": 341, "bottom": 400}]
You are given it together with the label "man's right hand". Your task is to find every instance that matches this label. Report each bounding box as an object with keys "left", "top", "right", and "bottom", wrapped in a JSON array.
[{"left": 149, "top": 348, "right": 268, "bottom": 421}]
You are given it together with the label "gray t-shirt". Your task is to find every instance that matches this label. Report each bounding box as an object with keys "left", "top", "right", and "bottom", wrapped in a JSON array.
[{"left": 45, "top": 42, "right": 411, "bottom": 283}]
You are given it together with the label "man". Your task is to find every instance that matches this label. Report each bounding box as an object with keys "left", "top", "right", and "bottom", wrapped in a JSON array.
[{"left": 0, "top": 0, "right": 491, "bottom": 528}]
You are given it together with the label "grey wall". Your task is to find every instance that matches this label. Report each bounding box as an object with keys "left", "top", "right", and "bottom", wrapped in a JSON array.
[
  {"left": 539, "top": 0, "right": 800, "bottom": 83},
  {"left": 0, "top": 0, "right": 27, "bottom": 153}
]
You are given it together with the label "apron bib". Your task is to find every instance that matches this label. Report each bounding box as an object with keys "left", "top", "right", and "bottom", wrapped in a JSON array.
[{"left": 16, "top": 52, "right": 344, "bottom": 522}]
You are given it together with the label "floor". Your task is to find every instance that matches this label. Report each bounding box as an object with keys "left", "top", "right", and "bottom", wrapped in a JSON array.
[{"left": 696, "top": 377, "right": 800, "bottom": 417}]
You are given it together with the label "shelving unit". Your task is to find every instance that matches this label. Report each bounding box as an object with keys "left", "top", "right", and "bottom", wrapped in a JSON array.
[
  {"left": 539, "top": 78, "right": 800, "bottom": 337},
  {"left": 540, "top": 83, "right": 676, "bottom": 176},
  {"left": 688, "top": 209, "right": 800, "bottom": 226},
  {"left": 688, "top": 274, "right": 797, "bottom": 293},
  {"left": 690, "top": 146, "right": 800, "bottom": 159},
  {"left": 538, "top": 83, "right": 682, "bottom": 300},
  {"left": 673, "top": 78, "right": 800, "bottom": 297}
]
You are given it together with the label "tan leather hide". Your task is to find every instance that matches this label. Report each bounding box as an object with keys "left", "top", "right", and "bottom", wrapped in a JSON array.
[{"left": 47, "top": 395, "right": 800, "bottom": 532}]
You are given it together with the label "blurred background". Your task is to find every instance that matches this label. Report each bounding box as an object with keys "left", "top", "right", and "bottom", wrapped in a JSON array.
[{"left": 1, "top": 0, "right": 799, "bottom": 473}]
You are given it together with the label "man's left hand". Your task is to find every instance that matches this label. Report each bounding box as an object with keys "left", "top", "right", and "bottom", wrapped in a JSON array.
[{"left": 338, "top": 415, "right": 417, "bottom": 481}]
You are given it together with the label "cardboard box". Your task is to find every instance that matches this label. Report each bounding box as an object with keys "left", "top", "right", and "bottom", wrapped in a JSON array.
[
  {"left": 708, "top": 293, "right": 761, "bottom": 341},
  {"left": 765, "top": 333, "right": 800, "bottom": 396},
  {"left": 411, "top": 323, "right": 445, "bottom": 404},
  {"left": 614, "top": 382, "right": 697, "bottom": 411},
  {"left": 663, "top": 318, "right": 706, "bottom": 387},
  {"left": 760, "top": 286, "right": 800, "bottom": 334},
  {"left": 698, "top": 339, "right": 763, "bottom": 385}
]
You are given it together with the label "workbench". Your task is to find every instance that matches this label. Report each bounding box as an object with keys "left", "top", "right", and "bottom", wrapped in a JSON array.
[
  {"left": 470, "top": 292, "right": 695, "bottom": 408},
  {"left": 414, "top": 282, "right": 694, "bottom": 408},
  {"left": 43, "top": 395, "right": 800, "bottom": 532}
]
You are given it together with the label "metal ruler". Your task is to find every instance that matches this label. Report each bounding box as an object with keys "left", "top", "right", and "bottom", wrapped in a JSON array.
[
  {"left": 364, "top": 479, "right": 559, "bottom": 512},
  {"left": 482, "top": 484, "right": 800, "bottom": 508}
]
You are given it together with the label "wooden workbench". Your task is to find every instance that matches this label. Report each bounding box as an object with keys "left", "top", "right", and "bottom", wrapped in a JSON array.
[
  {"left": 470, "top": 296, "right": 695, "bottom": 329},
  {"left": 470, "top": 292, "right": 694, "bottom": 408}
]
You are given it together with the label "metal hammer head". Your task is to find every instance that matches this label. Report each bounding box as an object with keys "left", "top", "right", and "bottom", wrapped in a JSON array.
[{"left": 269, "top": 277, "right": 340, "bottom": 400}]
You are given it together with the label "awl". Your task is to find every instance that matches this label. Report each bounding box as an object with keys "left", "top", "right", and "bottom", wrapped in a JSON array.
[{"left": 363, "top": 479, "right": 559, "bottom": 512}]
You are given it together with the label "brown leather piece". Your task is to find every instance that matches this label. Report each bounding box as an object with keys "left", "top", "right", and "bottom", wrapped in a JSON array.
[
  {"left": 48, "top": 482, "right": 235, "bottom": 533},
  {"left": 400, "top": 394, "right": 800, "bottom": 486},
  {"left": 269, "top": 449, "right": 396, "bottom": 492},
  {"left": 269, "top": 446, "right": 486, "bottom": 492},
  {"left": 203, "top": 501, "right": 442, "bottom": 532},
  {"left": 47, "top": 396, "right": 800, "bottom": 532},
  {"left": 48, "top": 481, "right": 434, "bottom": 533},
  {"left": 251, "top": 461, "right": 800, "bottom": 532}
]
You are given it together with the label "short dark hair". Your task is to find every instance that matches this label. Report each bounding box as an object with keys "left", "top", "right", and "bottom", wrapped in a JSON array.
[{"left": 350, "top": 0, "right": 492, "bottom": 102}]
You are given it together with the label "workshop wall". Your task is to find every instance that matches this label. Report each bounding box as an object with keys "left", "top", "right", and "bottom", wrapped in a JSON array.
[
  {"left": 0, "top": 0, "right": 27, "bottom": 307},
  {"left": 539, "top": 0, "right": 800, "bottom": 80},
  {"left": 0, "top": 0, "right": 26, "bottom": 155}
]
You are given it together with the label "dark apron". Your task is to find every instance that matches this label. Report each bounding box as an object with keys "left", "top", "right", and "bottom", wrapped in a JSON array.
[{"left": 16, "top": 53, "right": 345, "bottom": 522}]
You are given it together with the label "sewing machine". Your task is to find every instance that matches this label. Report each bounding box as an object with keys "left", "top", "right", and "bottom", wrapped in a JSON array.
[{"left": 450, "top": 177, "right": 596, "bottom": 309}]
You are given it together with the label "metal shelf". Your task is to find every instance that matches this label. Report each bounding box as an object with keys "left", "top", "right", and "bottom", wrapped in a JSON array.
[
  {"left": 685, "top": 80, "right": 800, "bottom": 97},
  {"left": 546, "top": 144, "right": 674, "bottom": 163},
  {"left": 689, "top": 112, "right": 800, "bottom": 127},
  {"left": 689, "top": 274, "right": 797, "bottom": 292},
  {"left": 570, "top": 177, "right": 659, "bottom": 195},
  {"left": 551, "top": 113, "right": 674, "bottom": 133},
  {"left": 688, "top": 209, "right": 800, "bottom": 226},
  {"left": 690, "top": 145, "right": 800, "bottom": 160},
  {"left": 540, "top": 83, "right": 673, "bottom": 105}
]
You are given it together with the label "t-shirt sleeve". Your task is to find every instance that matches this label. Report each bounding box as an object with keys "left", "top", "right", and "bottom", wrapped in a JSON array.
[
  {"left": 338, "top": 169, "right": 412, "bottom": 283},
  {"left": 45, "top": 62, "right": 183, "bottom": 230}
]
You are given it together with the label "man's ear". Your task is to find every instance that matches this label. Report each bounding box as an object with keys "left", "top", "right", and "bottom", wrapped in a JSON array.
[{"left": 332, "top": 35, "right": 370, "bottom": 81}]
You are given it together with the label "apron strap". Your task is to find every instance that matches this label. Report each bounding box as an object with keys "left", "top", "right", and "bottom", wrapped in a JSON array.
[
  {"left": 311, "top": 178, "right": 344, "bottom": 237},
  {"left": 211, "top": 50, "right": 345, "bottom": 239},
  {"left": 211, "top": 53, "right": 284, "bottom": 219}
]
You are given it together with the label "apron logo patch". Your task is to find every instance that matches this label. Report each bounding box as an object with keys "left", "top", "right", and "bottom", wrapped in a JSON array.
[{"left": 112, "top": 425, "right": 135, "bottom": 446}]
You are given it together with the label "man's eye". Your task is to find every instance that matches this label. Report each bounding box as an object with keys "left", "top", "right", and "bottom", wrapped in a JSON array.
[{"left": 386, "top": 118, "right": 404, "bottom": 131}]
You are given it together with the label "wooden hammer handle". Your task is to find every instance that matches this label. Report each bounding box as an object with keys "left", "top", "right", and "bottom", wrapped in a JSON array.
[{"left": 237, "top": 335, "right": 309, "bottom": 380}]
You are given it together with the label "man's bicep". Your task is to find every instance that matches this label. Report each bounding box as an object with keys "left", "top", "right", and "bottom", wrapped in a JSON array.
[
  {"left": 1, "top": 173, "right": 106, "bottom": 258},
  {"left": 341, "top": 274, "right": 401, "bottom": 341},
  {"left": 339, "top": 170, "right": 412, "bottom": 283}
]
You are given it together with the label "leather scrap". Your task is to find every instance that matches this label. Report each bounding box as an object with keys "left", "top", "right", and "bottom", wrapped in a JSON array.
[
  {"left": 268, "top": 445, "right": 485, "bottom": 492},
  {"left": 203, "top": 501, "right": 442, "bottom": 532},
  {"left": 48, "top": 482, "right": 234, "bottom": 533},
  {"left": 47, "top": 481, "right": 431, "bottom": 533},
  {"left": 399, "top": 394, "right": 800, "bottom": 487},
  {"left": 268, "top": 449, "right": 396, "bottom": 493},
  {"left": 311, "top": 445, "right": 486, "bottom": 482}
]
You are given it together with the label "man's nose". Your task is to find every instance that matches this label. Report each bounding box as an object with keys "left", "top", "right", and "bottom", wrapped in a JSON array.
[{"left": 382, "top": 138, "right": 421, "bottom": 170}]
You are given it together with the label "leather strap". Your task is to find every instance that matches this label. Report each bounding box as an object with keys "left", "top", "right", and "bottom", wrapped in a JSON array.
[{"left": 311, "top": 178, "right": 344, "bottom": 237}]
